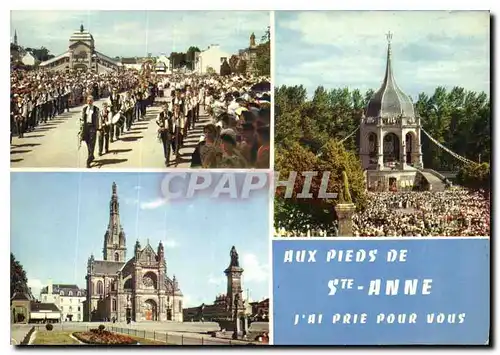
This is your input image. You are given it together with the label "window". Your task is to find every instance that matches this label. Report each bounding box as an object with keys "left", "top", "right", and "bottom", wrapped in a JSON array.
[
  {"left": 114, "top": 252, "right": 119, "bottom": 261},
  {"left": 60, "top": 291, "right": 64, "bottom": 296},
  {"left": 112, "top": 299, "right": 117, "bottom": 312},
  {"left": 78, "top": 306, "right": 81, "bottom": 312},
  {"left": 77, "top": 314, "right": 81, "bottom": 321},
  {"left": 77, "top": 291, "right": 81, "bottom": 297},
  {"left": 97, "top": 281, "right": 104, "bottom": 295},
  {"left": 43, "top": 296, "right": 47, "bottom": 302},
  {"left": 68, "top": 291, "right": 73, "bottom": 296},
  {"left": 69, "top": 306, "right": 72, "bottom": 312}
]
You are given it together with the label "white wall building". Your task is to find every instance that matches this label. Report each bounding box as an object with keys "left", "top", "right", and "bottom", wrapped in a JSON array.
[
  {"left": 21, "top": 52, "right": 36, "bottom": 66},
  {"left": 195, "top": 44, "right": 230, "bottom": 75},
  {"left": 40, "top": 280, "right": 87, "bottom": 322}
]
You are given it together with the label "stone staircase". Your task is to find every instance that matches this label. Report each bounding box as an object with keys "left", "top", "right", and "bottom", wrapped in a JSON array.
[{"left": 419, "top": 170, "right": 447, "bottom": 192}]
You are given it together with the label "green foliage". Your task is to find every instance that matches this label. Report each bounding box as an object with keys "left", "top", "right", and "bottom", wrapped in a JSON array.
[
  {"left": 456, "top": 162, "right": 490, "bottom": 190},
  {"left": 220, "top": 59, "right": 231, "bottom": 76},
  {"left": 205, "top": 66, "right": 216, "bottom": 75},
  {"left": 274, "top": 84, "right": 490, "bottom": 233},
  {"left": 415, "top": 86, "right": 490, "bottom": 169},
  {"left": 274, "top": 140, "right": 367, "bottom": 234},
  {"left": 46, "top": 323, "right": 53, "bottom": 331},
  {"left": 255, "top": 41, "right": 270, "bottom": 76},
  {"left": 24, "top": 46, "right": 54, "bottom": 62},
  {"left": 11, "top": 253, "right": 28, "bottom": 298}
]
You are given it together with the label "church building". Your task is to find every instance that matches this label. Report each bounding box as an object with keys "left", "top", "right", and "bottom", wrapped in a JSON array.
[{"left": 84, "top": 182, "right": 183, "bottom": 322}]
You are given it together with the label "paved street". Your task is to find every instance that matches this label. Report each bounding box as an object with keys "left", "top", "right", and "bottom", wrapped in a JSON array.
[{"left": 10, "top": 98, "right": 211, "bottom": 169}]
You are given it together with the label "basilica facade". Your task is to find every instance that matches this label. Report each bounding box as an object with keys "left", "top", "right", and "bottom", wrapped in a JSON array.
[{"left": 84, "top": 183, "right": 183, "bottom": 322}]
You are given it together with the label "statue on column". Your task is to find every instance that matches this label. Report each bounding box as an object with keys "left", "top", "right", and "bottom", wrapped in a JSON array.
[{"left": 230, "top": 246, "right": 239, "bottom": 267}]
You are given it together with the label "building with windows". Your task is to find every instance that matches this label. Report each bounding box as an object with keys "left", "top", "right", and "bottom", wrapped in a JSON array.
[
  {"left": 39, "top": 24, "right": 121, "bottom": 73},
  {"left": 84, "top": 182, "right": 183, "bottom": 322},
  {"left": 40, "top": 281, "right": 86, "bottom": 322},
  {"left": 194, "top": 44, "right": 230, "bottom": 74}
]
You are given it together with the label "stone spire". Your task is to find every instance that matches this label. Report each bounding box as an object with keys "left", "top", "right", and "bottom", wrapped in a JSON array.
[
  {"left": 250, "top": 32, "right": 256, "bottom": 47},
  {"left": 103, "top": 182, "right": 126, "bottom": 261},
  {"left": 365, "top": 32, "right": 415, "bottom": 119},
  {"left": 14, "top": 30, "right": 18, "bottom": 46}
]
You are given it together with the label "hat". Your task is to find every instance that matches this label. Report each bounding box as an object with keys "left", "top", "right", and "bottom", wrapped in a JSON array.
[{"left": 220, "top": 128, "right": 237, "bottom": 145}]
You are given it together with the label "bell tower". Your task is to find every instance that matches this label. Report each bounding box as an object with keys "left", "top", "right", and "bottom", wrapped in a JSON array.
[{"left": 103, "top": 182, "right": 127, "bottom": 262}]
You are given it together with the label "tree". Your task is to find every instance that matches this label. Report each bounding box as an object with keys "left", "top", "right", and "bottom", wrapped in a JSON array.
[
  {"left": 206, "top": 66, "right": 216, "bottom": 75},
  {"left": 274, "top": 83, "right": 491, "bottom": 233},
  {"left": 25, "top": 46, "right": 54, "bottom": 62},
  {"left": 169, "top": 52, "right": 187, "bottom": 69},
  {"left": 11, "top": 253, "right": 28, "bottom": 298},
  {"left": 255, "top": 27, "right": 270, "bottom": 76},
  {"left": 275, "top": 140, "right": 367, "bottom": 234},
  {"left": 229, "top": 55, "right": 239, "bottom": 73},
  {"left": 185, "top": 46, "right": 200, "bottom": 70},
  {"left": 456, "top": 162, "right": 490, "bottom": 190},
  {"left": 220, "top": 59, "right": 231, "bottom": 76},
  {"left": 236, "top": 60, "right": 247, "bottom": 75}
]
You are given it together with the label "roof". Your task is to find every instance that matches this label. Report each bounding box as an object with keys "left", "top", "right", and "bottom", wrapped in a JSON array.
[
  {"left": 93, "top": 260, "right": 125, "bottom": 275},
  {"left": 365, "top": 37, "right": 415, "bottom": 119},
  {"left": 39, "top": 52, "right": 70, "bottom": 66},
  {"left": 40, "top": 284, "right": 86, "bottom": 296},
  {"left": 69, "top": 31, "right": 94, "bottom": 43},
  {"left": 30, "top": 302, "right": 60, "bottom": 312},
  {"left": 11, "top": 292, "right": 31, "bottom": 301}
]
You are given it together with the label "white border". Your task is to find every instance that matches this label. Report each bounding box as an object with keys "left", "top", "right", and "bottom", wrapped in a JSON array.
[{"left": 4, "top": 2, "right": 497, "bottom": 355}]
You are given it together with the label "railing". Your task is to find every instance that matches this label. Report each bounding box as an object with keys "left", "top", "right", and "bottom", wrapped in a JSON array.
[{"left": 29, "top": 323, "right": 255, "bottom": 346}]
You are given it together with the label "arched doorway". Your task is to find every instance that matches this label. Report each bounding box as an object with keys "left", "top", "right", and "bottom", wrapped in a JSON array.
[
  {"left": 383, "top": 133, "right": 400, "bottom": 165},
  {"left": 143, "top": 299, "right": 157, "bottom": 321},
  {"left": 405, "top": 132, "right": 415, "bottom": 164},
  {"left": 73, "top": 63, "right": 88, "bottom": 71},
  {"left": 368, "top": 132, "right": 378, "bottom": 164}
]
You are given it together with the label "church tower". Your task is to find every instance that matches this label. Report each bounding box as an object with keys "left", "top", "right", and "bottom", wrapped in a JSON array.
[
  {"left": 360, "top": 32, "right": 423, "bottom": 190},
  {"left": 14, "top": 30, "right": 18, "bottom": 46},
  {"left": 103, "top": 182, "right": 127, "bottom": 262},
  {"left": 224, "top": 246, "right": 245, "bottom": 316}
]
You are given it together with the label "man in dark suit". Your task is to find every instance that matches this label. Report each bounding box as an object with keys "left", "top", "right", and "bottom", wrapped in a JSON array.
[{"left": 80, "top": 95, "right": 100, "bottom": 168}]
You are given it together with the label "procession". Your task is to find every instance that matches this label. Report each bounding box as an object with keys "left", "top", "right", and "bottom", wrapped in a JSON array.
[
  {"left": 11, "top": 66, "right": 270, "bottom": 169},
  {"left": 10, "top": 11, "right": 271, "bottom": 169}
]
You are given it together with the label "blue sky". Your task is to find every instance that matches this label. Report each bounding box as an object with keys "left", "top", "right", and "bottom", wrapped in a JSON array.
[
  {"left": 276, "top": 11, "right": 490, "bottom": 99},
  {"left": 11, "top": 172, "right": 270, "bottom": 307},
  {"left": 10, "top": 10, "right": 269, "bottom": 57}
]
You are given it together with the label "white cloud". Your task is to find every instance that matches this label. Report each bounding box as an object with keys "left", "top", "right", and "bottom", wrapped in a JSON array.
[
  {"left": 11, "top": 11, "right": 269, "bottom": 57},
  {"left": 277, "top": 11, "right": 490, "bottom": 96},
  {"left": 208, "top": 274, "right": 225, "bottom": 286},
  {"left": 241, "top": 253, "right": 269, "bottom": 283},
  {"left": 27, "top": 279, "right": 45, "bottom": 299},
  {"left": 183, "top": 294, "right": 204, "bottom": 308},
  {"left": 162, "top": 239, "right": 178, "bottom": 249},
  {"left": 280, "top": 11, "right": 489, "bottom": 46},
  {"left": 133, "top": 185, "right": 142, "bottom": 190},
  {"left": 124, "top": 197, "right": 139, "bottom": 205},
  {"left": 140, "top": 198, "right": 166, "bottom": 210}
]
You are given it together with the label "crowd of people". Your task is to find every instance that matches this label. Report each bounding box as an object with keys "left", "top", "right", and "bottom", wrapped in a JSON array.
[
  {"left": 10, "top": 69, "right": 140, "bottom": 142},
  {"left": 352, "top": 188, "right": 490, "bottom": 237},
  {"left": 11, "top": 66, "right": 271, "bottom": 169},
  {"left": 154, "top": 74, "right": 271, "bottom": 168}
]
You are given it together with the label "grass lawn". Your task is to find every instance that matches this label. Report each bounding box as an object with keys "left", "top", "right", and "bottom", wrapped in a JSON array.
[{"left": 32, "top": 331, "right": 80, "bottom": 345}]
